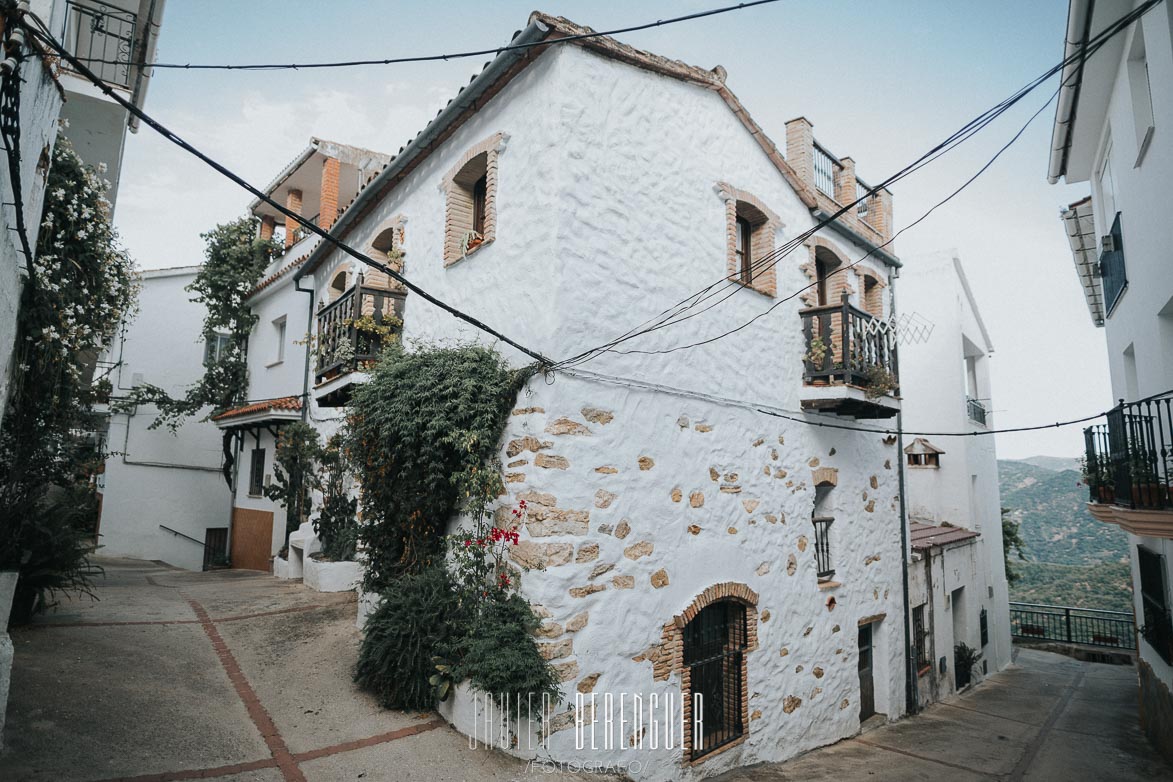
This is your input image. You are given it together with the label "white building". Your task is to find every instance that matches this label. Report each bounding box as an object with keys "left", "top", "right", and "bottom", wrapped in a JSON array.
[
  {"left": 897, "top": 250, "right": 1012, "bottom": 705},
  {"left": 96, "top": 267, "right": 230, "bottom": 571},
  {"left": 288, "top": 12, "right": 911, "bottom": 780},
  {"left": 1047, "top": 0, "right": 1173, "bottom": 763},
  {"left": 212, "top": 138, "right": 390, "bottom": 573}
]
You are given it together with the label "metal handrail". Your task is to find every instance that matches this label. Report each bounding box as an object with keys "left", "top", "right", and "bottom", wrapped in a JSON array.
[
  {"left": 1009, "top": 601, "right": 1132, "bottom": 618},
  {"left": 1009, "top": 601, "right": 1136, "bottom": 650},
  {"left": 159, "top": 524, "right": 203, "bottom": 547}
]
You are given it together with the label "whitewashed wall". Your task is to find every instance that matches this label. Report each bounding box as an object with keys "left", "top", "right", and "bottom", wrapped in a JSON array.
[
  {"left": 99, "top": 268, "right": 231, "bottom": 570},
  {"left": 309, "top": 43, "right": 904, "bottom": 779},
  {"left": 898, "top": 250, "right": 1012, "bottom": 683}
]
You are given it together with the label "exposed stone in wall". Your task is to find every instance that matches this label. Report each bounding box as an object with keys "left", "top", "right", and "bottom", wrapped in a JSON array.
[
  {"left": 597, "top": 523, "right": 614, "bottom": 536},
  {"left": 650, "top": 569, "right": 670, "bottom": 588},
  {"left": 869, "top": 475, "right": 878, "bottom": 489},
  {"left": 546, "top": 417, "right": 591, "bottom": 436},
  {"left": 813, "top": 667, "right": 824, "bottom": 679},
  {"left": 577, "top": 673, "right": 601, "bottom": 693},
  {"left": 569, "top": 584, "right": 605, "bottom": 598},
  {"left": 519, "top": 490, "right": 556, "bottom": 507},
  {"left": 539, "top": 639, "right": 573, "bottom": 660},
  {"left": 743, "top": 499, "right": 760, "bottom": 513},
  {"left": 840, "top": 699, "right": 850, "bottom": 710},
  {"left": 689, "top": 491, "right": 705, "bottom": 508},
  {"left": 865, "top": 500, "right": 875, "bottom": 513},
  {"left": 594, "top": 489, "right": 616, "bottom": 508},
  {"left": 624, "top": 541, "right": 654, "bottom": 560},
  {"left": 676, "top": 416, "right": 689, "bottom": 428},
  {"left": 727, "top": 527, "right": 739, "bottom": 535},
  {"left": 760, "top": 610, "right": 771, "bottom": 622},
  {"left": 694, "top": 423, "right": 713, "bottom": 433},
  {"left": 797, "top": 536, "right": 808, "bottom": 552},
  {"left": 576, "top": 543, "right": 599, "bottom": 563},
  {"left": 588, "top": 562, "right": 613, "bottom": 579},
  {"left": 614, "top": 520, "right": 631, "bottom": 539},
  {"left": 780, "top": 647, "right": 789, "bottom": 657},
  {"left": 787, "top": 554, "right": 797, "bottom": 575},
  {"left": 720, "top": 484, "right": 742, "bottom": 494},
  {"left": 535, "top": 622, "right": 563, "bottom": 638},
  {"left": 783, "top": 696, "right": 802, "bottom": 713},
  {"left": 709, "top": 467, "right": 720, "bottom": 481},
  {"left": 795, "top": 665, "right": 804, "bottom": 673},
  {"left": 512, "top": 407, "right": 545, "bottom": 416},
  {"left": 671, "top": 487, "right": 683, "bottom": 503},
  {"left": 506, "top": 436, "right": 552, "bottom": 457},
  {"left": 687, "top": 524, "right": 701, "bottom": 535},
  {"left": 826, "top": 597, "right": 837, "bottom": 611},
  {"left": 511, "top": 541, "right": 574, "bottom": 569},
  {"left": 864, "top": 554, "right": 881, "bottom": 566},
  {"left": 506, "top": 473, "right": 525, "bottom": 483},
  {"left": 638, "top": 456, "right": 655, "bottom": 471},
  {"left": 566, "top": 612, "right": 589, "bottom": 632},
  {"left": 553, "top": 660, "right": 579, "bottom": 682},
  {"left": 535, "top": 453, "right": 570, "bottom": 470},
  {"left": 507, "top": 458, "right": 528, "bottom": 468},
  {"left": 753, "top": 438, "right": 765, "bottom": 447},
  {"left": 756, "top": 561, "right": 771, "bottom": 576},
  {"left": 595, "top": 465, "right": 618, "bottom": 474},
  {"left": 612, "top": 575, "right": 635, "bottom": 589},
  {"left": 526, "top": 511, "right": 589, "bottom": 537},
  {"left": 581, "top": 407, "right": 614, "bottom": 425},
  {"left": 808, "top": 457, "right": 820, "bottom": 468}
]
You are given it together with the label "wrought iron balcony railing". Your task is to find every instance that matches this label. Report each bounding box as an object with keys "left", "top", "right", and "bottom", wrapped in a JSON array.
[
  {"left": 1009, "top": 602, "right": 1136, "bottom": 650},
  {"left": 812, "top": 142, "right": 838, "bottom": 199},
  {"left": 63, "top": 1, "right": 137, "bottom": 89},
  {"left": 1083, "top": 393, "right": 1173, "bottom": 511},
  {"left": 801, "top": 293, "right": 898, "bottom": 395},
  {"left": 315, "top": 276, "right": 405, "bottom": 384}
]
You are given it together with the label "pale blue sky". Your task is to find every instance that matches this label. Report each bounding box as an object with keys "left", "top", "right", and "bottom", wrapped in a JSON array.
[{"left": 115, "top": 1, "right": 1108, "bottom": 459}]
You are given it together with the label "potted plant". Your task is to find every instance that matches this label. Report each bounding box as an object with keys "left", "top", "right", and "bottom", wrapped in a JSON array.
[
  {"left": 863, "top": 364, "right": 898, "bottom": 399},
  {"left": 954, "top": 643, "right": 981, "bottom": 690},
  {"left": 1079, "top": 456, "right": 1115, "bottom": 503},
  {"left": 805, "top": 335, "right": 829, "bottom": 371},
  {"left": 462, "top": 230, "right": 484, "bottom": 255},
  {"left": 1128, "top": 450, "right": 1163, "bottom": 507}
]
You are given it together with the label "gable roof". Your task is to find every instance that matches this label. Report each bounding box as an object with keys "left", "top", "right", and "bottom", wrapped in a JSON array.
[
  {"left": 297, "top": 11, "right": 821, "bottom": 279},
  {"left": 910, "top": 521, "right": 979, "bottom": 551},
  {"left": 904, "top": 437, "right": 945, "bottom": 455}
]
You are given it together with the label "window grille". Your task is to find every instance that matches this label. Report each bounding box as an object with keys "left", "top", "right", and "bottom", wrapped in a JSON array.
[
  {"left": 980, "top": 608, "right": 989, "bottom": 647},
  {"left": 1138, "top": 546, "right": 1172, "bottom": 664},
  {"left": 813, "top": 517, "right": 834, "bottom": 579},
  {"left": 683, "top": 600, "right": 747, "bottom": 758},
  {"left": 913, "top": 605, "right": 930, "bottom": 671},
  {"left": 248, "top": 448, "right": 265, "bottom": 496}
]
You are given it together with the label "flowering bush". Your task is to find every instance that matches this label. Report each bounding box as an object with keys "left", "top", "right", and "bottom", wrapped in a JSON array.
[
  {"left": 449, "top": 499, "right": 525, "bottom": 598},
  {"left": 0, "top": 135, "right": 136, "bottom": 615}
]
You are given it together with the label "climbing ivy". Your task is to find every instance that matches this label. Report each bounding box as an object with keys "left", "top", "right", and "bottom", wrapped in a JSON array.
[
  {"left": 265, "top": 421, "right": 321, "bottom": 539},
  {"left": 347, "top": 343, "right": 532, "bottom": 591},
  {"left": 129, "top": 217, "right": 278, "bottom": 430}
]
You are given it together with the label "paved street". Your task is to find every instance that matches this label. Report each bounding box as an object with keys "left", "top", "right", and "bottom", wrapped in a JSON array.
[
  {"left": 717, "top": 648, "right": 1173, "bottom": 782},
  {"left": 2, "top": 558, "right": 1171, "bottom": 782}
]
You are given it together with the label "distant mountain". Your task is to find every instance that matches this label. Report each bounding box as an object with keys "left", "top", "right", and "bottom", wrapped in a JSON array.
[
  {"left": 998, "top": 458, "right": 1132, "bottom": 611},
  {"left": 1019, "top": 455, "right": 1082, "bottom": 473}
]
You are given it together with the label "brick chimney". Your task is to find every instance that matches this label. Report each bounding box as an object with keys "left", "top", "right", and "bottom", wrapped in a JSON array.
[
  {"left": 259, "top": 215, "right": 275, "bottom": 241},
  {"left": 785, "top": 117, "right": 814, "bottom": 190},
  {"left": 319, "top": 157, "right": 340, "bottom": 230},
  {"left": 835, "top": 156, "right": 856, "bottom": 208},
  {"left": 283, "top": 189, "right": 302, "bottom": 249}
]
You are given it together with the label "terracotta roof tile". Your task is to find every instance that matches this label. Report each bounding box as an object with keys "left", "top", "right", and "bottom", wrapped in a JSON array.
[
  {"left": 910, "top": 521, "right": 979, "bottom": 551},
  {"left": 212, "top": 395, "right": 302, "bottom": 422}
]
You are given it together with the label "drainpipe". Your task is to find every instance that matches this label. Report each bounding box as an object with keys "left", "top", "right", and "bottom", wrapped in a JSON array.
[
  {"left": 295, "top": 276, "right": 315, "bottom": 422},
  {"left": 890, "top": 271, "right": 919, "bottom": 716}
]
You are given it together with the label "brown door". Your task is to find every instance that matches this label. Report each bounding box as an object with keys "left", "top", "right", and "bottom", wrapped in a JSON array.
[
  {"left": 858, "top": 622, "right": 876, "bottom": 721},
  {"left": 230, "top": 508, "right": 274, "bottom": 571}
]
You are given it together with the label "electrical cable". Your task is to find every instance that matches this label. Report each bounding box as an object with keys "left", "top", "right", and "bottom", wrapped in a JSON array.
[
  {"left": 64, "top": 1, "right": 783, "bottom": 71},
  {"left": 0, "top": 13, "right": 35, "bottom": 278},
  {"left": 16, "top": 10, "right": 555, "bottom": 366},
  {"left": 550, "top": 0, "right": 1164, "bottom": 370}
]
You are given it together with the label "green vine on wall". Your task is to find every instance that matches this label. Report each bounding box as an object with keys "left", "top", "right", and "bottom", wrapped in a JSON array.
[{"left": 126, "top": 217, "right": 278, "bottom": 430}]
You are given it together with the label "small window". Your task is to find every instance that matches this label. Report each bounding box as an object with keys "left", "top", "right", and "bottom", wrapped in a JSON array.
[
  {"left": 907, "top": 453, "right": 940, "bottom": 468},
  {"left": 442, "top": 135, "right": 502, "bottom": 265},
  {"left": 204, "top": 333, "right": 233, "bottom": 366},
  {"left": 248, "top": 448, "right": 266, "bottom": 497},
  {"left": 683, "top": 599, "right": 747, "bottom": 759},
  {"left": 735, "top": 214, "right": 753, "bottom": 284},
  {"left": 913, "top": 605, "right": 931, "bottom": 673},
  {"left": 1138, "top": 546, "right": 1172, "bottom": 664},
  {"left": 1127, "top": 25, "right": 1155, "bottom": 163},
  {"left": 862, "top": 274, "right": 883, "bottom": 318},
  {"left": 979, "top": 608, "right": 989, "bottom": 647},
  {"left": 813, "top": 516, "right": 834, "bottom": 580},
  {"left": 721, "top": 188, "right": 778, "bottom": 297},
  {"left": 273, "top": 317, "right": 287, "bottom": 364},
  {"left": 329, "top": 270, "right": 349, "bottom": 302},
  {"left": 472, "top": 174, "right": 488, "bottom": 236}
]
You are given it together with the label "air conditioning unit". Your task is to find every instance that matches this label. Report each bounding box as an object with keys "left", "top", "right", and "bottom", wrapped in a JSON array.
[{"left": 1100, "top": 234, "right": 1116, "bottom": 254}]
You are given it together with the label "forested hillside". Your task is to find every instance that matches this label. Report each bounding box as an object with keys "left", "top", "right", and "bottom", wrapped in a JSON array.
[{"left": 999, "top": 458, "right": 1132, "bottom": 612}]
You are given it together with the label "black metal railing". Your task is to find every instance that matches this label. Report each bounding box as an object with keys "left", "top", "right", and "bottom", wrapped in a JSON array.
[
  {"left": 813, "top": 517, "right": 834, "bottom": 579},
  {"left": 160, "top": 524, "right": 227, "bottom": 572},
  {"left": 967, "top": 396, "right": 988, "bottom": 426},
  {"left": 63, "top": 1, "right": 137, "bottom": 89},
  {"left": 1083, "top": 393, "right": 1173, "bottom": 511},
  {"left": 1009, "top": 601, "right": 1136, "bottom": 650},
  {"left": 315, "top": 275, "right": 405, "bottom": 383},
  {"left": 812, "top": 142, "right": 838, "bottom": 198},
  {"left": 801, "top": 293, "right": 898, "bottom": 394},
  {"left": 1100, "top": 211, "right": 1127, "bottom": 317}
]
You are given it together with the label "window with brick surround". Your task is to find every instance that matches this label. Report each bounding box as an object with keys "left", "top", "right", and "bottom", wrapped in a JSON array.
[
  {"left": 862, "top": 273, "right": 883, "bottom": 318},
  {"left": 716, "top": 183, "right": 780, "bottom": 297},
  {"left": 442, "top": 133, "right": 505, "bottom": 265}
]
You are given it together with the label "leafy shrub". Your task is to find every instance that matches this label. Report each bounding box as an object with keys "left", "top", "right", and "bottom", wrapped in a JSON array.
[
  {"left": 265, "top": 421, "right": 321, "bottom": 538},
  {"left": 454, "top": 592, "right": 560, "bottom": 719},
  {"left": 354, "top": 566, "right": 471, "bottom": 710},
  {"left": 315, "top": 434, "right": 357, "bottom": 561},
  {"left": 347, "top": 343, "right": 530, "bottom": 590}
]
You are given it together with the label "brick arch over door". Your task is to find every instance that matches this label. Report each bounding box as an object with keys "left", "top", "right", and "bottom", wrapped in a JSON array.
[{"left": 638, "top": 582, "right": 759, "bottom": 764}]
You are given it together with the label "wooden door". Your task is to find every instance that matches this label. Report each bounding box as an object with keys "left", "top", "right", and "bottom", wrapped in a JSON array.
[
  {"left": 858, "top": 622, "right": 876, "bottom": 721},
  {"left": 230, "top": 508, "right": 274, "bottom": 571}
]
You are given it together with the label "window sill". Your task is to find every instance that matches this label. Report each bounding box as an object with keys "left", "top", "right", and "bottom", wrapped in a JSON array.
[
  {"left": 729, "top": 275, "right": 774, "bottom": 299},
  {"left": 687, "top": 734, "right": 747, "bottom": 766},
  {"left": 445, "top": 237, "right": 494, "bottom": 268},
  {"left": 917, "top": 664, "right": 932, "bottom": 677},
  {"left": 817, "top": 579, "right": 841, "bottom": 591},
  {"left": 247, "top": 493, "right": 263, "bottom": 499}
]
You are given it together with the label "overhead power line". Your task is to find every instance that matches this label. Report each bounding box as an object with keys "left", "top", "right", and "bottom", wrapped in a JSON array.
[
  {"left": 17, "top": 11, "right": 555, "bottom": 366},
  {"left": 550, "top": 0, "right": 1164, "bottom": 370},
  {"left": 0, "top": 16, "right": 36, "bottom": 277},
  {"left": 63, "top": 0, "right": 783, "bottom": 71}
]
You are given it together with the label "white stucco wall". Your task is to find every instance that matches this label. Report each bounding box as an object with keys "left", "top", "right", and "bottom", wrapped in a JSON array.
[
  {"left": 897, "top": 250, "right": 1012, "bottom": 686},
  {"left": 1065, "top": 2, "right": 1173, "bottom": 697},
  {"left": 98, "top": 268, "right": 231, "bottom": 570},
  {"left": 303, "top": 42, "right": 906, "bottom": 779},
  {"left": 0, "top": 52, "right": 62, "bottom": 420}
]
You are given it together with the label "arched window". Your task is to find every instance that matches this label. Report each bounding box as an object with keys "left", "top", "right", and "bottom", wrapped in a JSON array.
[
  {"left": 814, "top": 246, "right": 842, "bottom": 306},
  {"left": 683, "top": 599, "right": 748, "bottom": 758},
  {"left": 441, "top": 134, "right": 504, "bottom": 265},
  {"left": 329, "top": 270, "right": 349, "bottom": 302},
  {"left": 371, "top": 226, "right": 397, "bottom": 258}
]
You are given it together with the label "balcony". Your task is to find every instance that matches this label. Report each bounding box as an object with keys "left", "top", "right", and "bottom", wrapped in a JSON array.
[
  {"left": 63, "top": 1, "right": 137, "bottom": 89},
  {"left": 967, "top": 397, "right": 988, "bottom": 426},
  {"left": 314, "top": 276, "right": 405, "bottom": 405},
  {"left": 1083, "top": 393, "right": 1173, "bottom": 537},
  {"left": 800, "top": 294, "right": 899, "bottom": 419}
]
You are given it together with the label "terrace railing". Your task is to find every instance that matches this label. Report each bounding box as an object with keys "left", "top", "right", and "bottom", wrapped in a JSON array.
[
  {"left": 1009, "top": 601, "right": 1136, "bottom": 650},
  {"left": 63, "top": 1, "right": 137, "bottom": 89},
  {"left": 801, "top": 293, "right": 898, "bottom": 393},
  {"left": 1084, "top": 392, "right": 1173, "bottom": 510},
  {"left": 315, "top": 275, "right": 405, "bottom": 384},
  {"left": 812, "top": 142, "right": 838, "bottom": 199}
]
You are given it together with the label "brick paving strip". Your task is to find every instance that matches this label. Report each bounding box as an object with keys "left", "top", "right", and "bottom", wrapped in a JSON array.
[
  {"left": 28, "top": 603, "right": 338, "bottom": 629},
  {"left": 85, "top": 596, "right": 444, "bottom": 782}
]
